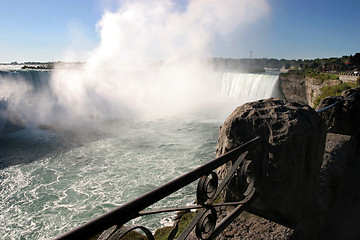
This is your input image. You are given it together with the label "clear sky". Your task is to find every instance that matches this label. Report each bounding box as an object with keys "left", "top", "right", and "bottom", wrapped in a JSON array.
[{"left": 0, "top": 0, "right": 359, "bottom": 63}]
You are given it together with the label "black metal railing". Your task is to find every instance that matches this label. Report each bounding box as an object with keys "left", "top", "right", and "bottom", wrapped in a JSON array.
[{"left": 56, "top": 136, "right": 261, "bottom": 240}]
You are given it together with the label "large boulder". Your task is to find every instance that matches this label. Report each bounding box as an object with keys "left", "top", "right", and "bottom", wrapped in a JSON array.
[
  {"left": 317, "top": 87, "right": 360, "bottom": 135},
  {"left": 320, "top": 133, "right": 357, "bottom": 212},
  {"left": 216, "top": 98, "right": 327, "bottom": 225}
]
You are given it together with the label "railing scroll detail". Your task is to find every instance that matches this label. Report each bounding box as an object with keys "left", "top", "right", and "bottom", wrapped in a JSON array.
[{"left": 56, "top": 137, "right": 261, "bottom": 240}]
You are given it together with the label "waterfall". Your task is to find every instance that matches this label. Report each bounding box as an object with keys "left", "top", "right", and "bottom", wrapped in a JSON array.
[
  {"left": 0, "top": 69, "right": 284, "bottom": 132},
  {"left": 0, "top": 99, "right": 8, "bottom": 133},
  {"left": 0, "top": 70, "right": 51, "bottom": 91},
  {"left": 219, "top": 72, "right": 282, "bottom": 102},
  {"left": 0, "top": 70, "right": 55, "bottom": 130}
]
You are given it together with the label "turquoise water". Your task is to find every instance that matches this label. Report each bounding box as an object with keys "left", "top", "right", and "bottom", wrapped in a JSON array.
[{"left": 0, "top": 117, "right": 220, "bottom": 239}]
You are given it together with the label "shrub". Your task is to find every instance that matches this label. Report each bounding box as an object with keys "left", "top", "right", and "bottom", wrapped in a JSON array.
[
  {"left": 305, "top": 71, "right": 339, "bottom": 83},
  {"left": 153, "top": 211, "right": 197, "bottom": 240},
  {"left": 314, "top": 82, "right": 360, "bottom": 107},
  {"left": 282, "top": 70, "right": 339, "bottom": 83}
]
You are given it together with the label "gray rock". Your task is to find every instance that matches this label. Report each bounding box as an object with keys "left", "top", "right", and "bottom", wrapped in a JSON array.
[
  {"left": 279, "top": 74, "right": 308, "bottom": 105},
  {"left": 279, "top": 73, "right": 342, "bottom": 107},
  {"left": 216, "top": 98, "right": 327, "bottom": 225},
  {"left": 317, "top": 87, "right": 360, "bottom": 135},
  {"left": 216, "top": 208, "right": 293, "bottom": 240},
  {"left": 320, "top": 133, "right": 354, "bottom": 209}
]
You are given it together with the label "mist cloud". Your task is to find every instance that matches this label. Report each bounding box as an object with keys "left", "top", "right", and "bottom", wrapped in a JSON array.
[
  {"left": 0, "top": 0, "right": 273, "bottom": 131},
  {"left": 89, "top": 0, "right": 270, "bottom": 63}
]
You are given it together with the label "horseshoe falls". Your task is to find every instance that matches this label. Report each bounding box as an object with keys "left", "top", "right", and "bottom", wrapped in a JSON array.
[
  {"left": 0, "top": 69, "right": 282, "bottom": 239},
  {"left": 220, "top": 72, "right": 282, "bottom": 102}
]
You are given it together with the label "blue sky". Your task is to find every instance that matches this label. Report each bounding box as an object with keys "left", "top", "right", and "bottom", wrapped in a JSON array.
[{"left": 0, "top": 0, "right": 359, "bottom": 62}]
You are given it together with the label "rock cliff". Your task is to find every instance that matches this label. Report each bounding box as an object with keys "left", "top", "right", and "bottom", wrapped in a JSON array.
[{"left": 279, "top": 74, "right": 342, "bottom": 107}]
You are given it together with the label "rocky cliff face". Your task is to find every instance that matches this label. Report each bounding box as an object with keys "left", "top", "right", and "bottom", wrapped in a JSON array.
[
  {"left": 279, "top": 74, "right": 341, "bottom": 107},
  {"left": 278, "top": 74, "right": 307, "bottom": 105}
]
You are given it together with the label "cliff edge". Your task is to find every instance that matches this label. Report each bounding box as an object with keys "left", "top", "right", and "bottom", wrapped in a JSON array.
[{"left": 279, "top": 73, "right": 342, "bottom": 107}]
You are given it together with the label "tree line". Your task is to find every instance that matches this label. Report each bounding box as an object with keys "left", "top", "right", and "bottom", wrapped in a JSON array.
[{"left": 211, "top": 54, "right": 359, "bottom": 73}]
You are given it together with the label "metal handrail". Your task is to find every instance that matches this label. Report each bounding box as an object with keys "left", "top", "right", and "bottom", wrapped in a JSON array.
[
  {"left": 316, "top": 92, "right": 356, "bottom": 114},
  {"left": 316, "top": 101, "right": 339, "bottom": 113},
  {"left": 316, "top": 92, "right": 357, "bottom": 132},
  {"left": 56, "top": 136, "right": 261, "bottom": 240}
]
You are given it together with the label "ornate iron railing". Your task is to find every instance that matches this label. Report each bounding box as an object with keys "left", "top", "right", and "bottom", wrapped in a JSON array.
[{"left": 56, "top": 136, "right": 261, "bottom": 240}]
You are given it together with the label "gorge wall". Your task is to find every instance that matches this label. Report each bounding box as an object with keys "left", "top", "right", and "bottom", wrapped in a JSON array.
[{"left": 279, "top": 73, "right": 342, "bottom": 107}]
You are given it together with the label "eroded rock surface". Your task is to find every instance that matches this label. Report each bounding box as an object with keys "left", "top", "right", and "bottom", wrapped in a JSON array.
[{"left": 216, "top": 98, "right": 327, "bottom": 224}]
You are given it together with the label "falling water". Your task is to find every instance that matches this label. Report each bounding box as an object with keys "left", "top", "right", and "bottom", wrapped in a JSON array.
[{"left": 220, "top": 72, "right": 282, "bottom": 102}]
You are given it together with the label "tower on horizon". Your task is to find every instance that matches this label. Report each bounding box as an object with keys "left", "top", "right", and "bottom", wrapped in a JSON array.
[{"left": 250, "top": 50, "right": 253, "bottom": 59}]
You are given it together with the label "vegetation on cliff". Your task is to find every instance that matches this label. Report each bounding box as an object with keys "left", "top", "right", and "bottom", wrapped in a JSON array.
[
  {"left": 279, "top": 53, "right": 360, "bottom": 107},
  {"left": 154, "top": 211, "right": 196, "bottom": 240},
  {"left": 314, "top": 82, "right": 360, "bottom": 107},
  {"left": 282, "top": 70, "right": 339, "bottom": 83}
]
